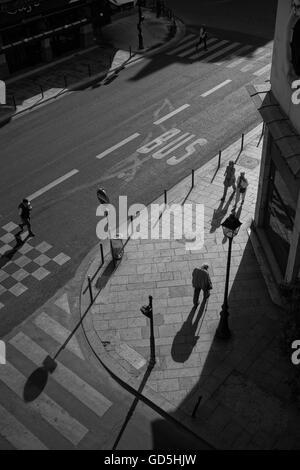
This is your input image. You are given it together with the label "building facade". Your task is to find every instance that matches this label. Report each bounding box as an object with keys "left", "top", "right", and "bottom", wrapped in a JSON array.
[
  {"left": 250, "top": 0, "right": 300, "bottom": 285},
  {"left": 0, "top": 0, "right": 111, "bottom": 78}
]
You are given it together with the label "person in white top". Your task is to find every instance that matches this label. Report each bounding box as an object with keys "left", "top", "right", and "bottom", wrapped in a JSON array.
[{"left": 234, "top": 172, "right": 248, "bottom": 207}]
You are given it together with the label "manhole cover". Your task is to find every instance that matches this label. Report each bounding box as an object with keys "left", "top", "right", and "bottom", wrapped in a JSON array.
[{"left": 238, "top": 156, "right": 260, "bottom": 170}]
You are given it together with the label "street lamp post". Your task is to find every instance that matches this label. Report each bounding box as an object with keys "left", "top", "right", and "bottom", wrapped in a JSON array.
[{"left": 216, "top": 213, "right": 242, "bottom": 339}]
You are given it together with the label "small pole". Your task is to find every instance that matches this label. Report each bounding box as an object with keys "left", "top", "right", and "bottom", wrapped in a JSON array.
[
  {"left": 12, "top": 94, "right": 17, "bottom": 110},
  {"left": 241, "top": 133, "right": 244, "bottom": 152},
  {"left": 39, "top": 85, "right": 44, "bottom": 99},
  {"left": 149, "top": 295, "right": 156, "bottom": 364},
  {"left": 256, "top": 123, "right": 265, "bottom": 147},
  {"left": 130, "top": 215, "right": 134, "bottom": 235},
  {"left": 129, "top": 45, "right": 132, "bottom": 58},
  {"left": 191, "top": 169, "right": 194, "bottom": 189},
  {"left": 218, "top": 150, "right": 222, "bottom": 170},
  {"left": 64, "top": 75, "right": 68, "bottom": 88},
  {"left": 87, "top": 276, "right": 93, "bottom": 304},
  {"left": 87, "top": 64, "right": 91, "bottom": 77},
  {"left": 191, "top": 395, "right": 202, "bottom": 418},
  {"left": 100, "top": 243, "right": 104, "bottom": 266},
  {"left": 164, "top": 189, "right": 167, "bottom": 205}
]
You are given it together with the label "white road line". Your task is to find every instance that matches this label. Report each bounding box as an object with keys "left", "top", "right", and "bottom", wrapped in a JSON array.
[
  {"left": 153, "top": 104, "right": 190, "bottom": 125},
  {"left": 188, "top": 39, "right": 229, "bottom": 60},
  {"left": 166, "top": 33, "right": 196, "bottom": 54},
  {"left": 0, "top": 403, "right": 48, "bottom": 450},
  {"left": 96, "top": 133, "right": 140, "bottom": 160},
  {"left": 0, "top": 359, "right": 87, "bottom": 445},
  {"left": 34, "top": 312, "right": 84, "bottom": 360},
  {"left": 10, "top": 332, "right": 112, "bottom": 419},
  {"left": 253, "top": 63, "right": 272, "bottom": 76},
  {"left": 241, "top": 52, "right": 272, "bottom": 72},
  {"left": 177, "top": 37, "right": 218, "bottom": 57},
  {"left": 217, "top": 44, "right": 253, "bottom": 65},
  {"left": 27, "top": 169, "right": 79, "bottom": 201},
  {"left": 201, "top": 79, "right": 232, "bottom": 97}
]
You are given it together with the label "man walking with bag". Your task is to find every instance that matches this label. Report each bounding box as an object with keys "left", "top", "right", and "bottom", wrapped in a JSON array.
[
  {"left": 196, "top": 25, "right": 208, "bottom": 52},
  {"left": 233, "top": 172, "right": 248, "bottom": 208},
  {"left": 192, "top": 264, "right": 213, "bottom": 307},
  {"left": 221, "top": 161, "right": 236, "bottom": 202},
  {"left": 17, "top": 198, "right": 35, "bottom": 239}
]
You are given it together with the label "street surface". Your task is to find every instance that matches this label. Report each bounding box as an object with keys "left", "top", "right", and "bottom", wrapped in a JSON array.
[{"left": 0, "top": 1, "right": 277, "bottom": 450}]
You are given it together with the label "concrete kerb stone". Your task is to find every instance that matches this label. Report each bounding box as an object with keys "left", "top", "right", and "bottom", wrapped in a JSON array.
[
  {"left": 76, "top": 122, "right": 263, "bottom": 450},
  {"left": 0, "top": 14, "right": 185, "bottom": 126}
]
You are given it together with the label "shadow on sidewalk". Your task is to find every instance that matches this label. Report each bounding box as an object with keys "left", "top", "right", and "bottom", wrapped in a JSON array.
[
  {"left": 0, "top": 233, "right": 30, "bottom": 269},
  {"left": 210, "top": 192, "right": 235, "bottom": 233},
  {"left": 171, "top": 298, "right": 207, "bottom": 363}
]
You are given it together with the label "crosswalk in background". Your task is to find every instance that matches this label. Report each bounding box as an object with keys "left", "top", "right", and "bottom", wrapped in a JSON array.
[
  {"left": 0, "top": 292, "right": 115, "bottom": 450},
  {"left": 166, "top": 32, "right": 272, "bottom": 77}
]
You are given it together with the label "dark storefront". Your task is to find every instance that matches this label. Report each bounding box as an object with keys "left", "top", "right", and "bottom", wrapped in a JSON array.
[{"left": 0, "top": 0, "right": 111, "bottom": 76}]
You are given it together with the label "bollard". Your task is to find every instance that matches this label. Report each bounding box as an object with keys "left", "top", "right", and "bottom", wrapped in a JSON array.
[
  {"left": 12, "top": 94, "right": 17, "bottom": 110},
  {"left": 87, "top": 64, "right": 91, "bottom": 77},
  {"left": 130, "top": 215, "right": 134, "bottom": 235},
  {"left": 218, "top": 150, "right": 222, "bottom": 170},
  {"left": 64, "top": 75, "right": 68, "bottom": 88},
  {"left": 164, "top": 189, "right": 167, "bottom": 205},
  {"left": 129, "top": 45, "right": 132, "bottom": 58},
  {"left": 39, "top": 85, "right": 44, "bottom": 99},
  {"left": 240, "top": 133, "right": 244, "bottom": 152},
  {"left": 192, "top": 169, "right": 194, "bottom": 189},
  {"left": 87, "top": 276, "right": 93, "bottom": 304},
  {"left": 100, "top": 243, "right": 104, "bottom": 266}
]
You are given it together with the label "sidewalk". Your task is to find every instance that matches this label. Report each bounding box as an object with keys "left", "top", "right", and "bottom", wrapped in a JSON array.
[
  {"left": 0, "top": 7, "right": 183, "bottom": 123},
  {"left": 79, "top": 124, "right": 300, "bottom": 450}
]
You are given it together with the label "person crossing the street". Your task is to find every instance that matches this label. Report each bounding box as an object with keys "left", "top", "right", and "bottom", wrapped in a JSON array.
[
  {"left": 17, "top": 198, "right": 35, "bottom": 238},
  {"left": 196, "top": 25, "right": 208, "bottom": 52}
]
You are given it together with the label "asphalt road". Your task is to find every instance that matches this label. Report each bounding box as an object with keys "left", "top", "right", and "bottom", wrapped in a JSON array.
[{"left": 0, "top": 24, "right": 272, "bottom": 336}]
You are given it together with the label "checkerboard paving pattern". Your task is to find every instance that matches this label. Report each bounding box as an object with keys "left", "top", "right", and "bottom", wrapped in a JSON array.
[{"left": 0, "top": 222, "right": 71, "bottom": 309}]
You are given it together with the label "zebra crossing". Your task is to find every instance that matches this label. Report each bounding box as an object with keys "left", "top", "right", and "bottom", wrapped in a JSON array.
[
  {"left": 166, "top": 33, "right": 273, "bottom": 77},
  {"left": 0, "top": 292, "right": 114, "bottom": 449}
]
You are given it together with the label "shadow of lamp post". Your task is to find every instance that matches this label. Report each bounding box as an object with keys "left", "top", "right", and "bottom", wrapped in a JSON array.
[
  {"left": 216, "top": 213, "right": 242, "bottom": 339},
  {"left": 141, "top": 295, "right": 156, "bottom": 365},
  {"left": 137, "top": 0, "right": 145, "bottom": 49}
]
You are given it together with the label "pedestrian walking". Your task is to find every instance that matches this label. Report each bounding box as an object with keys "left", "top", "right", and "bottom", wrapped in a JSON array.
[
  {"left": 192, "top": 264, "right": 213, "bottom": 307},
  {"left": 17, "top": 198, "right": 35, "bottom": 238},
  {"left": 221, "top": 161, "right": 236, "bottom": 201},
  {"left": 196, "top": 25, "right": 208, "bottom": 52},
  {"left": 234, "top": 172, "right": 248, "bottom": 208}
]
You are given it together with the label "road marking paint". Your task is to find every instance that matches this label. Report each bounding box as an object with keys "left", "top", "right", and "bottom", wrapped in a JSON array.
[
  {"left": 34, "top": 312, "right": 84, "bottom": 360},
  {"left": 10, "top": 332, "right": 112, "bottom": 419},
  {"left": 153, "top": 104, "right": 190, "bottom": 125},
  {"left": 241, "top": 53, "right": 272, "bottom": 72},
  {"left": 166, "top": 33, "right": 197, "bottom": 54},
  {"left": 253, "top": 63, "right": 272, "bottom": 76},
  {"left": 189, "top": 39, "right": 229, "bottom": 60},
  {"left": 216, "top": 44, "right": 253, "bottom": 65},
  {"left": 0, "top": 358, "right": 87, "bottom": 445},
  {"left": 195, "top": 42, "right": 241, "bottom": 63},
  {"left": 201, "top": 79, "right": 232, "bottom": 97},
  {"left": 177, "top": 37, "right": 218, "bottom": 57},
  {"left": 153, "top": 134, "right": 195, "bottom": 159},
  {"left": 0, "top": 403, "right": 48, "bottom": 450},
  {"left": 96, "top": 133, "right": 140, "bottom": 160},
  {"left": 27, "top": 169, "right": 79, "bottom": 201}
]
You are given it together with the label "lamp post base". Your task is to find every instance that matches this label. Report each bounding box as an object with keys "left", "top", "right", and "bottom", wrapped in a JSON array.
[{"left": 216, "top": 305, "right": 231, "bottom": 339}]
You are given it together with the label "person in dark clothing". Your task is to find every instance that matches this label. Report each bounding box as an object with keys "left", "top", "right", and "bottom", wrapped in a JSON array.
[
  {"left": 192, "top": 264, "right": 212, "bottom": 307},
  {"left": 196, "top": 25, "right": 208, "bottom": 52},
  {"left": 18, "top": 199, "right": 34, "bottom": 237}
]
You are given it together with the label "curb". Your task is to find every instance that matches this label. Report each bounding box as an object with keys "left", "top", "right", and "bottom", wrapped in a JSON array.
[
  {"left": 0, "top": 14, "right": 185, "bottom": 126},
  {"left": 74, "top": 122, "right": 264, "bottom": 450}
]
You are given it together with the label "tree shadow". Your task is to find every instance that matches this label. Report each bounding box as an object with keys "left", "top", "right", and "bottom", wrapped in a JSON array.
[
  {"left": 23, "top": 366, "right": 48, "bottom": 403},
  {"left": 171, "top": 298, "right": 208, "bottom": 363}
]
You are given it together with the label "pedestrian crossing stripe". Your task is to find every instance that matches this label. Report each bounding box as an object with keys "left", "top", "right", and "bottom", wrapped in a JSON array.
[
  {"left": 253, "top": 64, "right": 272, "bottom": 76},
  {"left": 166, "top": 34, "right": 272, "bottom": 77},
  {"left": 9, "top": 332, "right": 112, "bottom": 419},
  {"left": 0, "top": 359, "right": 88, "bottom": 445},
  {"left": 0, "top": 402, "right": 48, "bottom": 450},
  {"left": 34, "top": 311, "right": 84, "bottom": 360}
]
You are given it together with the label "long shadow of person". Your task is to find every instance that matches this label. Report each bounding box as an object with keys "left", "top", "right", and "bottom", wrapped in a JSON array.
[
  {"left": 171, "top": 298, "right": 208, "bottom": 363},
  {"left": 0, "top": 233, "right": 30, "bottom": 269},
  {"left": 210, "top": 192, "right": 235, "bottom": 233}
]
